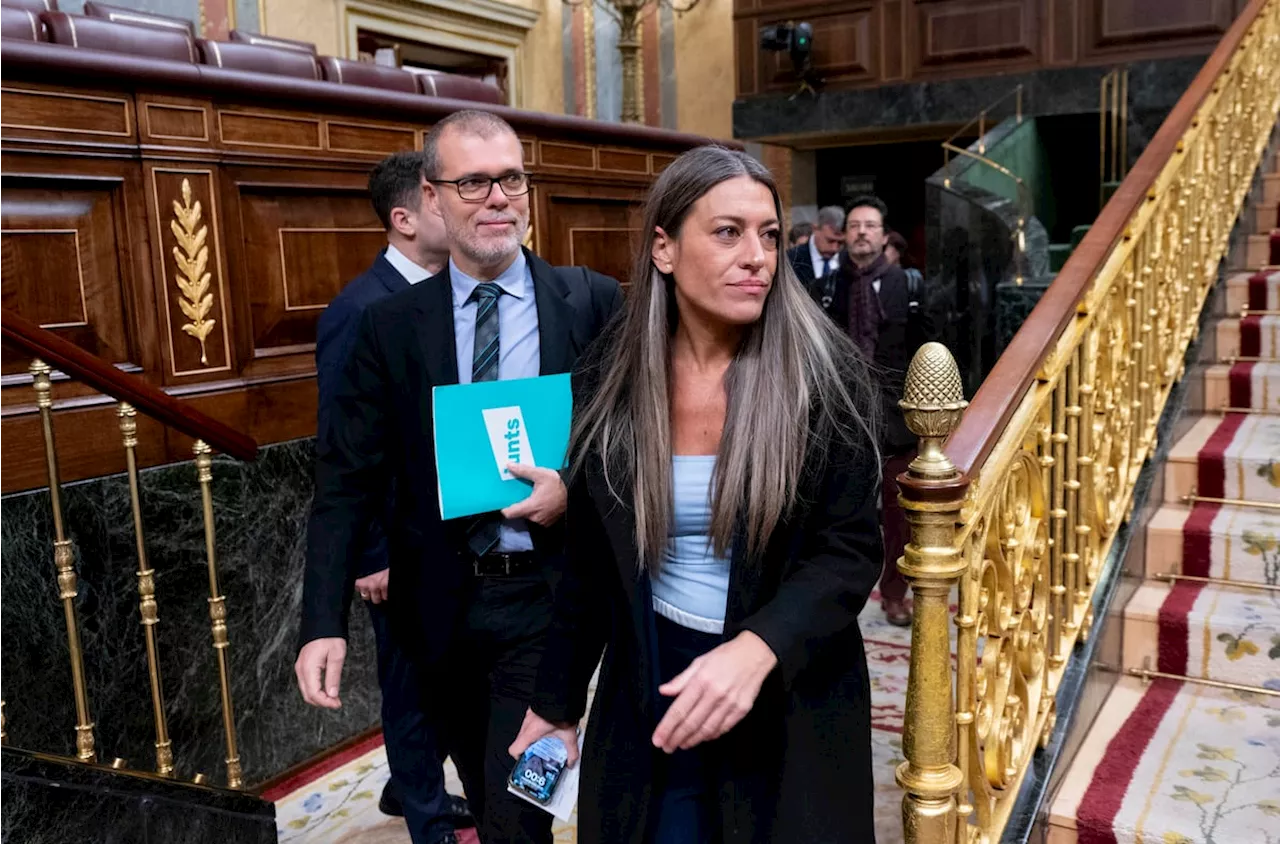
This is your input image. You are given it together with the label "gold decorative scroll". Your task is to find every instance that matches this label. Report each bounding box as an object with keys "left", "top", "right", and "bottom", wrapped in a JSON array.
[{"left": 170, "top": 178, "right": 216, "bottom": 365}]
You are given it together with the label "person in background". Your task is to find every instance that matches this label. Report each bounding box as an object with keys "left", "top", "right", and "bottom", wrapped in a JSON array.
[
  {"left": 884, "top": 229, "right": 917, "bottom": 279},
  {"left": 296, "top": 151, "right": 472, "bottom": 841},
  {"left": 823, "top": 196, "right": 922, "bottom": 627},
  {"left": 511, "top": 145, "right": 883, "bottom": 844},
  {"left": 301, "top": 111, "right": 622, "bottom": 844},
  {"left": 786, "top": 220, "right": 813, "bottom": 248},
  {"left": 785, "top": 204, "right": 845, "bottom": 308},
  {"left": 886, "top": 229, "right": 926, "bottom": 332}
]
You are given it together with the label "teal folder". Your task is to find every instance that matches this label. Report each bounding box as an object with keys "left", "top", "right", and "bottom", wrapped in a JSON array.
[{"left": 432, "top": 373, "right": 573, "bottom": 520}]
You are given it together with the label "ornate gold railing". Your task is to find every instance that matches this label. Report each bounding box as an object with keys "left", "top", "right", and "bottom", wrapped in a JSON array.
[
  {"left": 895, "top": 1, "right": 1280, "bottom": 841},
  {"left": 2, "top": 311, "right": 257, "bottom": 788}
]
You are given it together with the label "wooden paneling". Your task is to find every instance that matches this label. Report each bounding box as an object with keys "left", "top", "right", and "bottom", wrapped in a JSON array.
[
  {"left": 736, "top": 18, "right": 759, "bottom": 96},
  {"left": 539, "top": 141, "right": 597, "bottom": 170},
  {"left": 881, "top": 0, "right": 907, "bottom": 80},
  {"left": 1, "top": 177, "right": 134, "bottom": 373},
  {"left": 541, "top": 190, "right": 643, "bottom": 289},
  {"left": 232, "top": 184, "right": 383, "bottom": 360},
  {"left": 218, "top": 110, "right": 323, "bottom": 150},
  {"left": 734, "top": 0, "right": 1235, "bottom": 97},
  {"left": 0, "top": 70, "right": 706, "bottom": 492},
  {"left": 752, "top": 6, "right": 876, "bottom": 92},
  {"left": 0, "top": 86, "right": 133, "bottom": 140},
  {"left": 917, "top": 0, "right": 1037, "bottom": 67},
  {"left": 326, "top": 122, "right": 416, "bottom": 155},
  {"left": 1086, "top": 0, "right": 1233, "bottom": 49},
  {"left": 597, "top": 149, "right": 649, "bottom": 174},
  {"left": 142, "top": 100, "right": 211, "bottom": 144},
  {"left": 1048, "top": 0, "right": 1078, "bottom": 64}
]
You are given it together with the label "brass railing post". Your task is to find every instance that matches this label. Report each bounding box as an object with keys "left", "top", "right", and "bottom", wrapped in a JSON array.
[
  {"left": 30, "top": 359, "right": 97, "bottom": 764},
  {"left": 895, "top": 343, "right": 969, "bottom": 844},
  {"left": 193, "top": 440, "right": 242, "bottom": 788},
  {"left": 119, "top": 403, "right": 174, "bottom": 776}
]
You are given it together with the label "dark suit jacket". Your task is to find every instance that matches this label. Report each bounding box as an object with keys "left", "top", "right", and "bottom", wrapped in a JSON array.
[
  {"left": 300, "top": 249, "right": 623, "bottom": 658},
  {"left": 787, "top": 244, "right": 844, "bottom": 309},
  {"left": 532, "top": 350, "right": 883, "bottom": 844},
  {"left": 313, "top": 250, "right": 411, "bottom": 591},
  {"left": 827, "top": 261, "right": 919, "bottom": 449},
  {"left": 785, "top": 243, "right": 816, "bottom": 287}
]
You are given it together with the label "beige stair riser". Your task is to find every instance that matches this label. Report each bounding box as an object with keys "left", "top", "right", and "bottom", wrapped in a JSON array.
[
  {"left": 1202, "top": 365, "right": 1231, "bottom": 410},
  {"left": 1265, "top": 173, "right": 1280, "bottom": 206},
  {"left": 1215, "top": 318, "right": 1240, "bottom": 360},
  {"left": 1244, "top": 233, "right": 1272, "bottom": 269},
  {"left": 1256, "top": 202, "right": 1278, "bottom": 235},
  {"left": 1224, "top": 271, "right": 1273, "bottom": 313}
]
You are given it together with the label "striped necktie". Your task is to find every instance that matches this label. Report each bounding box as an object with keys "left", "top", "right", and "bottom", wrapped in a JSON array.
[{"left": 467, "top": 282, "right": 504, "bottom": 557}]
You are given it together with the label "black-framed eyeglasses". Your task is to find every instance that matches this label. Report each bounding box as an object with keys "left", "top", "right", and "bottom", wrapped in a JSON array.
[{"left": 430, "top": 173, "right": 532, "bottom": 202}]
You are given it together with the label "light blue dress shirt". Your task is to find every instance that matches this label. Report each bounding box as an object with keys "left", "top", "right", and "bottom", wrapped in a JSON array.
[
  {"left": 650, "top": 455, "right": 731, "bottom": 634},
  {"left": 449, "top": 252, "right": 541, "bottom": 552}
]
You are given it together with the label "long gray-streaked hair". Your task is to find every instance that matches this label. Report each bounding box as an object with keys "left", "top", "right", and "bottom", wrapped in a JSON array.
[{"left": 570, "top": 145, "right": 880, "bottom": 570}]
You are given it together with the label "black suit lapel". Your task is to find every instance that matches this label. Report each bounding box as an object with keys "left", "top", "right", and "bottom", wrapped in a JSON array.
[
  {"left": 371, "top": 249, "right": 412, "bottom": 296},
  {"left": 413, "top": 264, "right": 459, "bottom": 387},
  {"left": 528, "top": 249, "right": 577, "bottom": 376}
]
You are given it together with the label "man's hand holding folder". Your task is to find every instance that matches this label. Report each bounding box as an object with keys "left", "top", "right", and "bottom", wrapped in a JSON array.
[
  {"left": 433, "top": 373, "right": 573, "bottom": 521},
  {"left": 500, "top": 462, "right": 566, "bottom": 527}
]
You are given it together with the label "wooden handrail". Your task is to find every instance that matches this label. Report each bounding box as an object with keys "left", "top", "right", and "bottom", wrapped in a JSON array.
[
  {"left": 2, "top": 310, "right": 258, "bottom": 461},
  {"left": 943, "top": 0, "right": 1270, "bottom": 475}
]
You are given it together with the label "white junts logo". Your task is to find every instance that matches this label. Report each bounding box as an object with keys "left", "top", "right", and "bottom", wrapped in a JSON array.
[{"left": 481, "top": 406, "right": 536, "bottom": 481}]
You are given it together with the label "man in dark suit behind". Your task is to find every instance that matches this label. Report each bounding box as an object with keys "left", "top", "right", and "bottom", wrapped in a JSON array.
[
  {"left": 298, "top": 151, "right": 471, "bottom": 841},
  {"left": 300, "top": 110, "right": 622, "bottom": 844},
  {"left": 785, "top": 204, "right": 846, "bottom": 308},
  {"left": 823, "top": 195, "right": 928, "bottom": 628}
]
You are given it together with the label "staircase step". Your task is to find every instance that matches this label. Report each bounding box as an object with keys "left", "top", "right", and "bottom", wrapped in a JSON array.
[
  {"left": 1225, "top": 270, "right": 1280, "bottom": 313},
  {"left": 1212, "top": 315, "right": 1280, "bottom": 360},
  {"left": 1213, "top": 317, "right": 1240, "bottom": 360},
  {"left": 1241, "top": 315, "right": 1280, "bottom": 358},
  {"left": 1164, "top": 414, "right": 1280, "bottom": 505},
  {"left": 1256, "top": 200, "right": 1278, "bottom": 235},
  {"left": 1144, "top": 502, "right": 1280, "bottom": 584},
  {"left": 1265, "top": 172, "right": 1280, "bottom": 205},
  {"left": 1122, "top": 580, "right": 1280, "bottom": 688},
  {"left": 1048, "top": 676, "right": 1280, "bottom": 844},
  {"left": 1202, "top": 362, "right": 1280, "bottom": 411},
  {"left": 1242, "top": 233, "right": 1274, "bottom": 269}
]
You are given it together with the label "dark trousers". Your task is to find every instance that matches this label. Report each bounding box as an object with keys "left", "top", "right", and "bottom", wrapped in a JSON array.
[
  {"left": 435, "top": 571, "right": 555, "bottom": 844},
  {"left": 368, "top": 600, "right": 453, "bottom": 844},
  {"left": 879, "top": 447, "right": 915, "bottom": 605},
  {"left": 650, "top": 614, "right": 723, "bottom": 844}
]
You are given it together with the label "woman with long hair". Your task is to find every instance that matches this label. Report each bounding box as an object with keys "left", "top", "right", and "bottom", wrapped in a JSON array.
[{"left": 509, "top": 145, "right": 884, "bottom": 843}]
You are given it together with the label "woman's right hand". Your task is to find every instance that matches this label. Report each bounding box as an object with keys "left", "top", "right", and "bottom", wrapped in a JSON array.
[{"left": 508, "top": 708, "right": 581, "bottom": 767}]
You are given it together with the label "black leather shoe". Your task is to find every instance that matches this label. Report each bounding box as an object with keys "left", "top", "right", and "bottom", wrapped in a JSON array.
[
  {"left": 378, "top": 780, "right": 404, "bottom": 817},
  {"left": 446, "top": 793, "right": 476, "bottom": 829}
]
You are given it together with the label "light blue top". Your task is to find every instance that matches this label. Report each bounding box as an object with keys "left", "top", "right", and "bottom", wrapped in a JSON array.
[
  {"left": 650, "top": 455, "right": 731, "bottom": 634},
  {"left": 449, "top": 252, "right": 540, "bottom": 552}
]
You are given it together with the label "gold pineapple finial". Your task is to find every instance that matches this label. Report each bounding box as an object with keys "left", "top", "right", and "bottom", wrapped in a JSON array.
[{"left": 899, "top": 342, "right": 967, "bottom": 479}]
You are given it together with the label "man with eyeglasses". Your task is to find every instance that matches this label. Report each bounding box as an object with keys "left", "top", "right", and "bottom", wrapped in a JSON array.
[
  {"left": 304, "top": 110, "right": 622, "bottom": 844},
  {"left": 298, "top": 151, "right": 476, "bottom": 841},
  {"left": 820, "top": 195, "right": 925, "bottom": 628}
]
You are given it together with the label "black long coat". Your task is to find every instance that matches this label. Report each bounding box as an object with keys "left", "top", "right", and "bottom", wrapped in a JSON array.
[{"left": 532, "top": 375, "right": 884, "bottom": 844}]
